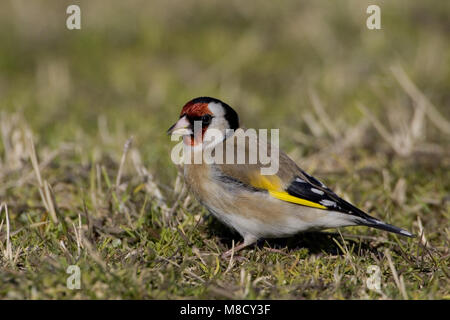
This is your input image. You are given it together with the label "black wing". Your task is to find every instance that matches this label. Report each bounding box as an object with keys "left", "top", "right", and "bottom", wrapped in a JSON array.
[
  {"left": 286, "top": 171, "right": 414, "bottom": 237},
  {"left": 285, "top": 173, "right": 368, "bottom": 218}
]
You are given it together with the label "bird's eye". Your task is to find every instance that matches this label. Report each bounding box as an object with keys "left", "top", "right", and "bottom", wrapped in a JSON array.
[{"left": 201, "top": 114, "right": 212, "bottom": 125}]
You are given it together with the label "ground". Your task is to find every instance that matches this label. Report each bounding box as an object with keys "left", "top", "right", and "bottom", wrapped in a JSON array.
[{"left": 0, "top": 0, "right": 449, "bottom": 299}]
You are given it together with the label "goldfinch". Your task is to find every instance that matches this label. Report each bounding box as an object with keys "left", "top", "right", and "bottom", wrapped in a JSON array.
[{"left": 168, "top": 97, "right": 414, "bottom": 257}]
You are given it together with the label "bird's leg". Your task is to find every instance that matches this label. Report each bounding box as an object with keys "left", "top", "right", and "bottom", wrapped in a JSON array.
[{"left": 221, "top": 235, "right": 257, "bottom": 258}]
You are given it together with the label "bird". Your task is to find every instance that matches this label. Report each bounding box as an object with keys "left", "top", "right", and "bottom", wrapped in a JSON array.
[{"left": 167, "top": 97, "right": 414, "bottom": 257}]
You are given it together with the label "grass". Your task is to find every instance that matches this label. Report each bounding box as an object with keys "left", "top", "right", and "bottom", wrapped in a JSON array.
[{"left": 0, "top": 0, "right": 449, "bottom": 299}]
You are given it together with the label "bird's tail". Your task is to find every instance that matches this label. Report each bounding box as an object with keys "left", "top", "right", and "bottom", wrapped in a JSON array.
[{"left": 359, "top": 217, "right": 415, "bottom": 238}]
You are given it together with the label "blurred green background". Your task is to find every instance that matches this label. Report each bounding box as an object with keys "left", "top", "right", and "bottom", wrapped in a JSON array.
[{"left": 1, "top": 0, "right": 448, "bottom": 184}]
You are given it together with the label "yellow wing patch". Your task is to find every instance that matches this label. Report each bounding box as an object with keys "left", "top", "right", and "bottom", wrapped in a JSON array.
[
  {"left": 268, "top": 190, "right": 326, "bottom": 209},
  {"left": 248, "top": 172, "right": 327, "bottom": 210},
  {"left": 249, "top": 174, "right": 282, "bottom": 190}
]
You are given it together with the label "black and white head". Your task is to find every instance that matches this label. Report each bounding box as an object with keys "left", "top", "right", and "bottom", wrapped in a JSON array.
[{"left": 167, "top": 97, "right": 239, "bottom": 147}]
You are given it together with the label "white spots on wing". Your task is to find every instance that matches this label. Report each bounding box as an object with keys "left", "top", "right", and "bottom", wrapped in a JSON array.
[
  {"left": 303, "top": 171, "right": 327, "bottom": 188},
  {"left": 295, "top": 177, "right": 306, "bottom": 183},
  {"left": 311, "top": 188, "right": 324, "bottom": 195},
  {"left": 320, "top": 199, "right": 336, "bottom": 207},
  {"left": 314, "top": 178, "right": 327, "bottom": 188},
  {"left": 400, "top": 230, "right": 412, "bottom": 236}
]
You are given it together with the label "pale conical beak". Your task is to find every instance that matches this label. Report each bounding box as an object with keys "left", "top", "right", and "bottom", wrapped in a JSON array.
[{"left": 167, "top": 116, "right": 192, "bottom": 136}]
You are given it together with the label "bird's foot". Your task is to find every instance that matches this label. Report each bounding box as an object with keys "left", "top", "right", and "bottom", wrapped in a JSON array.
[{"left": 221, "top": 236, "right": 257, "bottom": 259}]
